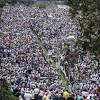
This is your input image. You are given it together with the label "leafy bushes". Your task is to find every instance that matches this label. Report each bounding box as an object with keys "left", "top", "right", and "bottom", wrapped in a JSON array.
[
  {"left": 38, "top": 3, "right": 47, "bottom": 9},
  {"left": 0, "top": 0, "right": 32, "bottom": 7},
  {"left": 33, "top": 2, "right": 51, "bottom": 9},
  {"left": 68, "top": 0, "right": 100, "bottom": 56},
  {"left": 0, "top": 79, "right": 18, "bottom": 100},
  {"left": 0, "top": 0, "right": 6, "bottom": 7}
]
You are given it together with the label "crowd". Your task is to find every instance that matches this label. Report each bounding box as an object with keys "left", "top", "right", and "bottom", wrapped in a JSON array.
[
  {"left": 0, "top": 3, "right": 100, "bottom": 100},
  {"left": 0, "top": 3, "right": 80, "bottom": 48}
]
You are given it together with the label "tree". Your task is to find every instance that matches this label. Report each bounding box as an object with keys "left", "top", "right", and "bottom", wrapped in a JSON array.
[
  {"left": 0, "top": 79, "right": 18, "bottom": 100},
  {"left": 68, "top": 0, "right": 100, "bottom": 56},
  {"left": 0, "top": 0, "right": 6, "bottom": 7}
]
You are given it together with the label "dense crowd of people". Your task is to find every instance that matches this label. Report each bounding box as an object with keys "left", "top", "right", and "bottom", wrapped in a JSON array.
[{"left": 0, "top": 3, "right": 100, "bottom": 100}]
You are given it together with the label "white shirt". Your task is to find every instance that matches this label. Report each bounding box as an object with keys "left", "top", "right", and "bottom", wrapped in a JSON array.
[
  {"left": 34, "top": 88, "right": 39, "bottom": 94},
  {"left": 82, "top": 91, "right": 88, "bottom": 97},
  {"left": 24, "top": 93, "right": 32, "bottom": 100},
  {"left": 87, "top": 94, "right": 94, "bottom": 100}
]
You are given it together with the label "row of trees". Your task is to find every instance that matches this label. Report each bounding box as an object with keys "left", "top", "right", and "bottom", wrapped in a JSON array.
[
  {"left": 68, "top": 0, "right": 100, "bottom": 56},
  {"left": 0, "top": 0, "right": 16, "bottom": 6},
  {"left": 0, "top": 0, "right": 35, "bottom": 7}
]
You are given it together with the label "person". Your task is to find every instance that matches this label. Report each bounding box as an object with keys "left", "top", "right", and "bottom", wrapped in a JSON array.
[
  {"left": 42, "top": 93, "right": 48, "bottom": 100},
  {"left": 67, "top": 94, "right": 75, "bottom": 100},
  {"left": 37, "top": 91, "right": 43, "bottom": 100},
  {"left": 34, "top": 86, "right": 40, "bottom": 95},
  {"left": 63, "top": 90, "right": 69, "bottom": 100},
  {"left": 34, "top": 86, "right": 40, "bottom": 100},
  {"left": 20, "top": 87, "right": 25, "bottom": 100},
  {"left": 19, "top": 95, "right": 23, "bottom": 100},
  {"left": 24, "top": 90, "right": 32, "bottom": 100},
  {"left": 50, "top": 93, "right": 58, "bottom": 100},
  {"left": 76, "top": 93, "right": 82, "bottom": 100},
  {"left": 58, "top": 93, "right": 65, "bottom": 100},
  {"left": 13, "top": 87, "right": 20, "bottom": 97},
  {"left": 82, "top": 90, "right": 88, "bottom": 97},
  {"left": 96, "top": 86, "right": 100, "bottom": 97},
  {"left": 82, "top": 96, "right": 86, "bottom": 100},
  {"left": 34, "top": 94, "right": 39, "bottom": 100}
]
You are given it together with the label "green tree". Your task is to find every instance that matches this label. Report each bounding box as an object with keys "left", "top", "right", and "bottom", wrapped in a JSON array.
[
  {"left": 0, "top": 79, "right": 18, "bottom": 100},
  {"left": 0, "top": 0, "right": 6, "bottom": 7},
  {"left": 68, "top": 0, "right": 100, "bottom": 56}
]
